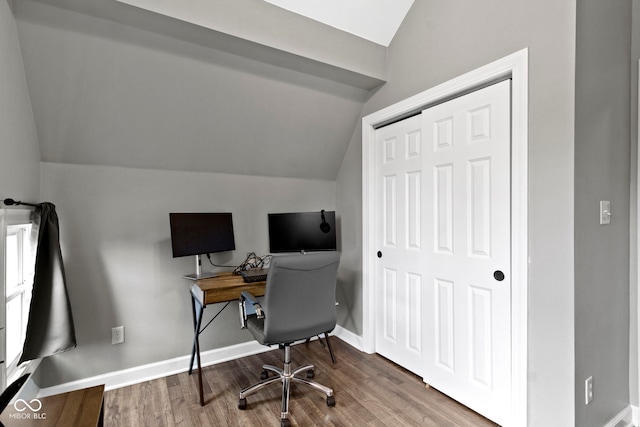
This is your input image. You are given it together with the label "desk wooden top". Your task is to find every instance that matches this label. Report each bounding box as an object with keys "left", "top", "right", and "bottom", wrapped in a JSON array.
[
  {"left": 0, "top": 384, "right": 104, "bottom": 427},
  {"left": 190, "top": 272, "right": 266, "bottom": 306}
]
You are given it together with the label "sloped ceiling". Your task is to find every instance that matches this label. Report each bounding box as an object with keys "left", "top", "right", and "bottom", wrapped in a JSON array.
[
  {"left": 263, "top": 0, "right": 414, "bottom": 46},
  {"left": 13, "top": 0, "right": 410, "bottom": 180}
]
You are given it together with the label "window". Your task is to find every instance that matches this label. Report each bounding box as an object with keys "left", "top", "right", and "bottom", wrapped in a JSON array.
[
  {"left": 5, "top": 224, "right": 33, "bottom": 378},
  {"left": 0, "top": 209, "right": 35, "bottom": 390}
]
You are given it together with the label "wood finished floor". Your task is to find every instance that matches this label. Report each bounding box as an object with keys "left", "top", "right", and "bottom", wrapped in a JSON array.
[{"left": 103, "top": 337, "right": 498, "bottom": 426}]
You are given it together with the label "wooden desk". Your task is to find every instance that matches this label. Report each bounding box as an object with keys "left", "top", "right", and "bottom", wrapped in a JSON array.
[
  {"left": 0, "top": 384, "right": 104, "bottom": 427},
  {"left": 190, "top": 272, "right": 266, "bottom": 306},
  {"left": 188, "top": 272, "right": 266, "bottom": 406}
]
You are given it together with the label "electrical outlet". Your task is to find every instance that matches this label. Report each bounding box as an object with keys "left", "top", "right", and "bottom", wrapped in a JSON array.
[
  {"left": 112, "top": 326, "right": 125, "bottom": 345},
  {"left": 585, "top": 376, "right": 593, "bottom": 405},
  {"left": 600, "top": 201, "right": 611, "bottom": 225}
]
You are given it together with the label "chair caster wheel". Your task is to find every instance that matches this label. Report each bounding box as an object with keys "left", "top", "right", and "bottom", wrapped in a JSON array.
[
  {"left": 306, "top": 369, "right": 314, "bottom": 379},
  {"left": 280, "top": 418, "right": 291, "bottom": 427},
  {"left": 260, "top": 370, "right": 268, "bottom": 380},
  {"left": 238, "top": 398, "right": 247, "bottom": 410},
  {"left": 327, "top": 395, "right": 336, "bottom": 407}
]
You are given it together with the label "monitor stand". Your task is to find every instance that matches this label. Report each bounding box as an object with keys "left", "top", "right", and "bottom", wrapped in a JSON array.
[{"left": 182, "top": 254, "right": 219, "bottom": 280}]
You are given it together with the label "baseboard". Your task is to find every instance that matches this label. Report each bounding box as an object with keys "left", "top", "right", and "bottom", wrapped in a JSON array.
[
  {"left": 7, "top": 359, "right": 41, "bottom": 403},
  {"left": 631, "top": 405, "right": 639, "bottom": 427},
  {"left": 332, "top": 325, "right": 364, "bottom": 351},
  {"left": 36, "top": 329, "right": 367, "bottom": 398},
  {"left": 606, "top": 405, "right": 635, "bottom": 427},
  {"left": 37, "top": 340, "right": 271, "bottom": 397}
]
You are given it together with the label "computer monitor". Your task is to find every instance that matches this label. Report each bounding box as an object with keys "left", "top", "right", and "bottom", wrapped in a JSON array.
[
  {"left": 169, "top": 212, "right": 235, "bottom": 278},
  {"left": 268, "top": 210, "right": 336, "bottom": 253}
]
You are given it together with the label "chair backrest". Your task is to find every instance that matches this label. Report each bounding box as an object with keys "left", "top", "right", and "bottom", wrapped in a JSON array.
[{"left": 262, "top": 252, "right": 340, "bottom": 345}]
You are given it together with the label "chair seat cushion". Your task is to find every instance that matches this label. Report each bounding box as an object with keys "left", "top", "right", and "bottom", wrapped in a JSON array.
[{"left": 246, "top": 315, "right": 335, "bottom": 346}]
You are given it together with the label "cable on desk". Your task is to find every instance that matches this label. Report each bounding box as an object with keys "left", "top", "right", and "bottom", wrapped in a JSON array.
[
  {"left": 232, "top": 252, "right": 271, "bottom": 275},
  {"left": 205, "top": 253, "right": 237, "bottom": 269}
]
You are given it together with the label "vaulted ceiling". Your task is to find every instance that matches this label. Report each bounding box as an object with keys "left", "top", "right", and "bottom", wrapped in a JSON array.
[
  {"left": 13, "top": 0, "right": 412, "bottom": 180},
  {"left": 262, "top": 0, "right": 413, "bottom": 46}
]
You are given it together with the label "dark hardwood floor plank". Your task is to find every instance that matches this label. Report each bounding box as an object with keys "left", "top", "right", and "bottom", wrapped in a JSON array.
[{"left": 104, "top": 337, "right": 497, "bottom": 427}]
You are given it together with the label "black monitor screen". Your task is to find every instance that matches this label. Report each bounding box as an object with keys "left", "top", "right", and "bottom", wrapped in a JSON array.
[
  {"left": 268, "top": 211, "right": 337, "bottom": 253},
  {"left": 169, "top": 213, "right": 236, "bottom": 258}
]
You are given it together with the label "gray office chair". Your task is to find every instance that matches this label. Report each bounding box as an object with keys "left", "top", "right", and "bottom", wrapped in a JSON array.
[{"left": 238, "top": 252, "right": 340, "bottom": 427}]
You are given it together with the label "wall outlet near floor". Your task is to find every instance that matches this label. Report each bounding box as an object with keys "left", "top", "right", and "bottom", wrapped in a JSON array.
[
  {"left": 112, "top": 326, "right": 125, "bottom": 345},
  {"left": 600, "top": 201, "right": 611, "bottom": 224},
  {"left": 585, "top": 376, "right": 593, "bottom": 405}
]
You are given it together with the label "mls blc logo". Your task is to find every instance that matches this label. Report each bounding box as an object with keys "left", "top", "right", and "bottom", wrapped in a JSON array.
[
  {"left": 14, "top": 399, "right": 42, "bottom": 412},
  {"left": 10, "top": 398, "right": 46, "bottom": 420}
]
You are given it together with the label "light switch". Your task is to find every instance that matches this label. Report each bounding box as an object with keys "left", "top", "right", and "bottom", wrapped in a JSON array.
[{"left": 600, "top": 201, "right": 611, "bottom": 225}]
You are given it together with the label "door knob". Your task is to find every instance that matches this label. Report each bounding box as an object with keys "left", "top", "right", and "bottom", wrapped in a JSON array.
[
  {"left": 377, "top": 251, "right": 383, "bottom": 258},
  {"left": 493, "top": 270, "right": 505, "bottom": 281}
]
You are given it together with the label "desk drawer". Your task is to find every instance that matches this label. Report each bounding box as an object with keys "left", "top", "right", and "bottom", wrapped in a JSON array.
[{"left": 195, "top": 283, "right": 265, "bottom": 305}]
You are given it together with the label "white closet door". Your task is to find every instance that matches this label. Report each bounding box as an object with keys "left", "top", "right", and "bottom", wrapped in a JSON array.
[
  {"left": 422, "top": 80, "right": 511, "bottom": 426},
  {"left": 374, "top": 114, "right": 426, "bottom": 377},
  {"left": 373, "top": 80, "right": 512, "bottom": 426}
]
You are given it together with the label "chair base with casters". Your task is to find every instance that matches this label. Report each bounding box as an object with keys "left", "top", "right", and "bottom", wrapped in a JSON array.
[{"left": 238, "top": 343, "right": 335, "bottom": 427}]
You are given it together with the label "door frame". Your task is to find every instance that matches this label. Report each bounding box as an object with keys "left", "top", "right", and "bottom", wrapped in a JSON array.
[
  {"left": 636, "top": 59, "right": 640, "bottom": 427},
  {"left": 362, "top": 48, "right": 528, "bottom": 426}
]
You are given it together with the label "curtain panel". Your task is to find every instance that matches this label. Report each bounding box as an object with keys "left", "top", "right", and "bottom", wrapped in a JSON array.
[{"left": 19, "top": 203, "right": 76, "bottom": 364}]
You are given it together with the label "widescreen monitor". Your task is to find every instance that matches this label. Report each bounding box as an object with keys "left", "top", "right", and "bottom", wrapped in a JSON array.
[
  {"left": 268, "top": 210, "right": 336, "bottom": 253},
  {"left": 169, "top": 212, "right": 236, "bottom": 258}
]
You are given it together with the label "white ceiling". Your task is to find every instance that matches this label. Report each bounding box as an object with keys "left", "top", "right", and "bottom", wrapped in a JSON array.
[{"left": 262, "top": 0, "right": 414, "bottom": 46}]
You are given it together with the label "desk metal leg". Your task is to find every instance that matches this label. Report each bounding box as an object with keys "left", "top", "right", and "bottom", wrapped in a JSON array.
[
  {"left": 189, "top": 297, "right": 196, "bottom": 375},
  {"left": 324, "top": 332, "right": 336, "bottom": 363},
  {"left": 305, "top": 333, "right": 337, "bottom": 364},
  {"left": 195, "top": 322, "right": 204, "bottom": 406},
  {"left": 189, "top": 295, "right": 200, "bottom": 375},
  {"left": 189, "top": 295, "right": 205, "bottom": 406}
]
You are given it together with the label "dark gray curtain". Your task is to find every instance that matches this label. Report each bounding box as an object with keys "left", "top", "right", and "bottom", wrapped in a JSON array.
[{"left": 19, "top": 203, "right": 76, "bottom": 364}]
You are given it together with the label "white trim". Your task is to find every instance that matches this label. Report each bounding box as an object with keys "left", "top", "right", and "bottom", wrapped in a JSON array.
[
  {"left": 0, "top": 208, "right": 33, "bottom": 227},
  {"left": 4, "top": 359, "right": 41, "bottom": 404},
  {"left": 637, "top": 58, "right": 640, "bottom": 425},
  {"left": 333, "top": 325, "right": 365, "bottom": 351},
  {"left": 37, "top": 340, "right": 271, "bottom": 397},
  {"left": 0, "top": 211, "right": 5, "bottom": 393},
  {"left": 36, "top": 330, "right": 363, "bottom": 398},
  {"left": 361, "top": 48, "right": 529, "bottom": 427},
  {"left": 605, "top": 405, "right": 634, "bottom": 427},
  {"left": 0, "top": 208, "right": 34, "bottom": 392}
]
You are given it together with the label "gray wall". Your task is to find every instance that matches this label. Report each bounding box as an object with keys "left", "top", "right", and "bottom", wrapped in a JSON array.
[
  {"left": 36, "top": 162, "right": 336, "bottom": 386},
  {"left": 14, "top": 0, "right": 368, "bottom": 181},
  {"left": 6, "top": 0, "right": 349, "bottom": 386},
  {"left": 335, "top": 120, "right": 363, "bottom": 333},
  {"left": 630, "top": 0, "right": 640, "bottom": 410},
  {"left": 337, "top": 1, "right": 578, "bottom": 426},
  {"left": 574, "top": 2, "right": 632, "bottom": 426},
  {"left": 0, "top": 0, "right": 40, "bottom": 201}
]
